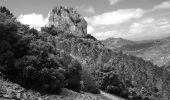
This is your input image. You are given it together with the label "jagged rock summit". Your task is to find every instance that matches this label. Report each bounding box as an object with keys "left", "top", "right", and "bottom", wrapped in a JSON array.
[{"left": 48, "top": 6, "right": 87, "bottom": 37}]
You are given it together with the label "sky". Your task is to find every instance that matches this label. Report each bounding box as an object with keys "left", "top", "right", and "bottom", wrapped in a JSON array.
[{"left": 1, "top": 0, "right": 170, "bottom": 41}]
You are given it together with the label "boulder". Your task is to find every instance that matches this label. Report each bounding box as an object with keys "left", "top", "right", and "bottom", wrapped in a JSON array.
[{"left": 48, "top": 6, "right": 87, "bottom": 37}]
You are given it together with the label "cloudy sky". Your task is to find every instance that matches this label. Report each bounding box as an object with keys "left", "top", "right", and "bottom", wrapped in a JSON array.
[{"left": 1, "top": 0, "right": 170, "bottom": 41}]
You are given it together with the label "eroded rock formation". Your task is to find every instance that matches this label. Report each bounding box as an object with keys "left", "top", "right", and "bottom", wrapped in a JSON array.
[{"left": 48, "top": 6, "right": 87, "bottom": 37}]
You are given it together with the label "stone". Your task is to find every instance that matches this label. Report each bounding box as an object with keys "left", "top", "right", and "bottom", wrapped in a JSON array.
[
  {"left": 47, "top": 6, "right": 87, "bottom": 37},
  {"left": 16, "top": 92, "right": 21, "bottom": 99},
  {"left": 38, "top": 97, "right": 43, "bottom": 100},
  {"left": 3, "top": 93, "right": 15, "bottom": 99}
]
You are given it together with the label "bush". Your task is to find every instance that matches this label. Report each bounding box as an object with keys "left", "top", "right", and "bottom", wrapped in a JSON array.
[
  {"left": 99, "top": 72, "right": 128, "bottom": 97},
  {"left": 15, "top": 55, "right": 65, "bottom": 93},
  {"left": 13, "top": 35, "right": 82, "bottom": 93},
  {"left": 0, "top": 12, "right": 21, "bottom": 75},
  {"left": 83, "top": 34, "right": 97, "bottom": 41},
  {"left": 0, "top": 6, "right": 14, "bottom": 18},
  {"left": 65, "top": 60, "right": 82, "bottom": 92},
  {"left": 82, "top": 66, "right": 99, "bottom": 94}
]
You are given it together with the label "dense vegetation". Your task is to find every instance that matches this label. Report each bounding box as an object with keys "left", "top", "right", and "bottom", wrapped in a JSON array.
[
  {"left": 0, "top": 6, "right": 82, "bottom": 93},
  {"left": 47, "top": 26, "right": 170, "bottom": 99},
  {"left": 1, "top": 6, "right": 170, "bottom": 100}
]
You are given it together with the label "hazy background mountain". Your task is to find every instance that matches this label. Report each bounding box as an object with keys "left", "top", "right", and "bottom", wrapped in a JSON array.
[
  {"left": 101, "top": 37, "right": 134, "bottom": 50},
  {"left": 102, "top": 36, "right": 170, "bottom": 66}
]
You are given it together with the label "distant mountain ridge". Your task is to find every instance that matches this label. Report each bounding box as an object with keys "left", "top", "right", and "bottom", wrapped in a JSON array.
[
  {"left": 102, "top": 37, "right": 134, "bottom": 50},
  {"left": 102, "top": 36, "right": 170, "bottom": 66}
]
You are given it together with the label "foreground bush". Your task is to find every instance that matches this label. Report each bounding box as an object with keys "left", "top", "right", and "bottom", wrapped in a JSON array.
[
  {"left": 14, "top": 33, "right": 82, "bottom": 93},
  {"left": 82, "top": 66, "right": 99, "bottom": 94}
]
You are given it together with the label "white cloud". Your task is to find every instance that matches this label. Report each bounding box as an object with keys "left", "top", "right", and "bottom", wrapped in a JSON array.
[
  {"left": 108, "top": 0, "right": 122, "bottom": 5},
  {"left": 93, "top": 30, "right": 123, "bottom": 40},
  {"left": 141, "top": 18, "right": 155, "bottom": 24},
  {"left": 18, "top": 13, "right": 47, "bottom": 30},
  {"left": 127, "top": 18, "right": 170, "bottom": 40},
  {"left": 93, "top": 17, "right": 170, "bottom": 41},
  {"left": 86, "top": 8, "right": 145, "bottom": 26},
  {"left": 129, "top": 18, "right": 155, "bottom": 34},
  {"left": 87, "top": 25, "right": 95, "bottom": 33},
  {"left": 153, "top": 1, "right": 170, "bottom": 10},
  {"left": 76, "top": 5, "right": 95, "bottom": 14}
]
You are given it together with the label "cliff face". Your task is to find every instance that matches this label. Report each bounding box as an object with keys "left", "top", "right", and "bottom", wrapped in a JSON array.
[{"left": 48, "top": 6, "right": 87, "bottom": 37}]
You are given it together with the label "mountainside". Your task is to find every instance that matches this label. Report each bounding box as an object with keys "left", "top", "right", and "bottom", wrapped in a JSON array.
[
  {"left": 102, "top": 37, "right": 170, "bottom": 66},
  {"left": 1, "top": 6, "right": 170, "bottom": 100},
  {"left": 102, "top": 37, "right": 134, "bottom": 50}
]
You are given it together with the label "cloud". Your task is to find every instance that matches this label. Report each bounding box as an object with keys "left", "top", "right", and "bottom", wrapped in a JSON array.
[
  {"left": 87, "top": 25, "right": 95, "bottom": 33},
  {"left": 93, "top": 17, "right": 170, "bottom": 41},
  {"left": 108, "top": 0, "right": 122, "bottom": 5},
  {"left": 86, "top": 8, "right": 145, "bottom": 26},
  {"left": 127, "top": 18, "right": 170, "bottom": 40},
  {"left": 93, "top": 31, "right": 121, "bottom": 40},
  {"left": 129, "top": 18, "right": 155, "bottom": 34},
  {"left": 18, "top": 13, "right": 47, "bottom": 30},
  {"left": 129, "top": 18, "right": 170, "bottom": 34},
  {"left": 76, "top": 5, "right": 95, "bottom": 14},
  {"left": 153, "top": 1, "right": 170, "bottom": 10}
]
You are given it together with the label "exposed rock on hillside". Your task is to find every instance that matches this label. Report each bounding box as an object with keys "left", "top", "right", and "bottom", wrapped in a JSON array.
[
  {"left": 48, "top": 6, "right": 87, "bottom": 37},
  {"left": 0, "top": 79, "right": 103, "bottom": 100}
]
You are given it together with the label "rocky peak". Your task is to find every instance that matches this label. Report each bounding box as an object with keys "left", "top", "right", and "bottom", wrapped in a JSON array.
[{"left": 48, "top": 6, "right": 87, "bottom": 37}]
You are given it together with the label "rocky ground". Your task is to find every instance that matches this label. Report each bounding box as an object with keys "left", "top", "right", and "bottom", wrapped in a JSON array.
[{"left": 0, "top": 79, "right": 104, "bottom": 100}]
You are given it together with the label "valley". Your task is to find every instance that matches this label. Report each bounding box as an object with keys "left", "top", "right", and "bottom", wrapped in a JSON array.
[{"left": 102, "top": 37, "right": 170, "bottom": 66}]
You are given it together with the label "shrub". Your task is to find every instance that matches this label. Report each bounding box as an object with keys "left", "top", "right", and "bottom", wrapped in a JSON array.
[
  {"left": 83, "top": 34, "right": 97, "bottom": 41},
  {"left": 41, "top": 25, "right": 64, "bottom": 36},
  {"left": 99, "top": 72, "right": 127, "bottom": 96},
  {"left": 65, "top": 60, "right": 82, "bottom": 92},
  {"left": 0, "top": 6, "right": 14, "bottom": 18},
  {"left": 0, "top": 12, "right": 21, "bottom": 75},
  {"left": 82, "top": 66, "right": 99, "bottom": 94},
  {"left": 13, "top": 35, "right": 82, "bottom": 93}
]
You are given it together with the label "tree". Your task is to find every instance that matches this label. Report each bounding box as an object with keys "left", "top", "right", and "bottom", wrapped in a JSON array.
[
  {"left": 0, "top": 6, "right": 14, "bottom": 18},
  {"left": 0, "top": 12, "right": 21, "bottom": 75}
]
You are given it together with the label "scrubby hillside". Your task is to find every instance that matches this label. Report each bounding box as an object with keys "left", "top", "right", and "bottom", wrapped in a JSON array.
[
  {"left": 102, "top": 37, "right": 134, "bottom": 50},
  {"left": 44, "top": 7, "right": 170, "bottom": 100},
  {"left": 121, "top": 38, "right": 170, "bottom": 66},
  {"left": 0, "top": 6, "right": 83, "bottom": 94},
  {"left": 102, "top": 37, "right": 170, "bottom": 66},
  {"left": 0, "top": 6, "right": 170, "bottom": 100}
]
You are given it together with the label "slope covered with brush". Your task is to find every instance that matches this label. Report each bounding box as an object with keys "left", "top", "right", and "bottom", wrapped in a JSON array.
[
  {"left": 0, "top": 6, "right": 82, "bottom": 94},
  {"left": 0, "top": 6, "right": 170, "bottom": 100}
]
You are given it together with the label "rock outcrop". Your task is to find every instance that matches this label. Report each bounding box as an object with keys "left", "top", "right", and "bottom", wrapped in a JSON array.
[{"left": 48, "top": 6, "right": 87, "bottom": 37}]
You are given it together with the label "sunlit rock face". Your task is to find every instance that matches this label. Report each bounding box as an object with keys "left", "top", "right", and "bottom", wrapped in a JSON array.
[{"left": 48, "top": 6, "right": 87, "bottom": 37}]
